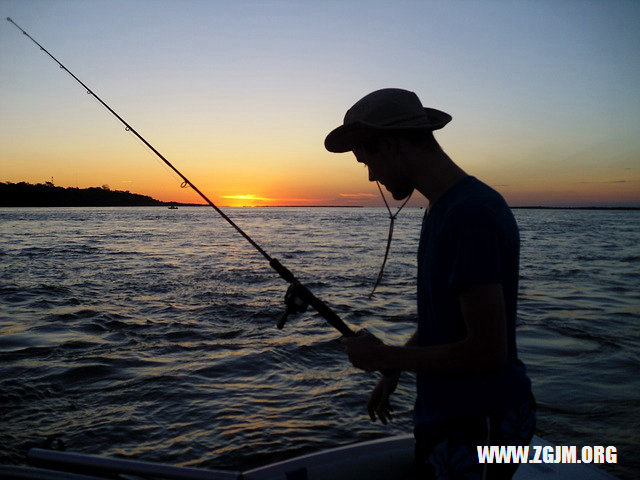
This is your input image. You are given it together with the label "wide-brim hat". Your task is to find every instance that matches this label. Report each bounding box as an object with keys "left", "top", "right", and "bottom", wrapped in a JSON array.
[{"left": 324, "top": 88, "right": 451, "bottom": 153}]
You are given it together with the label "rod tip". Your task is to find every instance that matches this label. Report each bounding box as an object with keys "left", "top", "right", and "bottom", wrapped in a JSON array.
[{"left": 6, "top": 17, "right": 12, "bottom": 21}]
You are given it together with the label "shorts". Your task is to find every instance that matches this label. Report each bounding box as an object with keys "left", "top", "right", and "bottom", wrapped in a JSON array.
[{"left": 407, "top": 395, "right": 536, "bottom": 480}]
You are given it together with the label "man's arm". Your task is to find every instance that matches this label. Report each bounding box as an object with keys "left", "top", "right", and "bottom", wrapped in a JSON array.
[{"left": 345, "top": 283, "right": 508, "bottom": 375}]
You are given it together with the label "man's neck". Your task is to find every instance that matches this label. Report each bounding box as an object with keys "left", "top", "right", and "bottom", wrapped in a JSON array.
[{"left": 411, "top": 148, "right": 467, "bottom": 207}]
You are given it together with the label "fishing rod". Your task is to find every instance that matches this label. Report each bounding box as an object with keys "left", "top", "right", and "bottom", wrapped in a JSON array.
[{"left": 6, "top": 17, "right": 354, "bottom": 337}]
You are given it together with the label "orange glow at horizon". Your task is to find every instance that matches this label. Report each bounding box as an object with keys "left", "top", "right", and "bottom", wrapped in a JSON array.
[
  {"left": 218, "top": 193, "right": 343, "bottom": 207},
  {"left": 339, "top": 193, "right": 378, "bottom": 198}
]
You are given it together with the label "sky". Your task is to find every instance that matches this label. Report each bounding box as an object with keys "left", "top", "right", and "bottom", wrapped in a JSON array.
[{"left": 1, "top": 0, "right": 639, "bottom": 207}]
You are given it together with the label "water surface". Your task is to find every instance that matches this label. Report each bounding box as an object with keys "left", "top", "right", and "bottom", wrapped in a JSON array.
[{"left": 0, "top": 207, "right": 638, "bottom": 479}]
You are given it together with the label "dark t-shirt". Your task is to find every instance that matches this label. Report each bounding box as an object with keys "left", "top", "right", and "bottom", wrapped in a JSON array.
[{"left": 414, "top": 176, "right": 531, "bottom": 427}]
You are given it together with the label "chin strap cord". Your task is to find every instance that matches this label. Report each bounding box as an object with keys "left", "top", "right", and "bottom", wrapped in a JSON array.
[{"left": 369, "top": 182, "right": 412, "bottom": 297}]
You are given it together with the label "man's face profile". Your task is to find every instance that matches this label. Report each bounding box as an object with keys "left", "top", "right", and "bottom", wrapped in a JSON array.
[{"left": 354, "top": 142, "right": 414, "bottom": 201}]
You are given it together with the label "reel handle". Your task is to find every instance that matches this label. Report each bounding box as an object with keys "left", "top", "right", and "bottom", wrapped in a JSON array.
[{"left": 270, "top": 258, "right": 354, "bottom": 337}]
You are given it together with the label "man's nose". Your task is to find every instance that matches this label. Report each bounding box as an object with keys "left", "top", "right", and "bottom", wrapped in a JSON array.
[{"left": 368, "top": 166, "right": 377, "bottom": 182}]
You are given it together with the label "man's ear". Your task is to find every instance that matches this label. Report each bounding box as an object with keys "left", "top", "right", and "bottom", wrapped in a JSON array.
[{"left": 379, "top": 136, "right": 400, "bottom": 156}]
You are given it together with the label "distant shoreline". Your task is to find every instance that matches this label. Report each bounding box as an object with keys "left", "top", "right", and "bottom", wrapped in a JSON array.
[
  {"left": 3, "top": 204, "right": 639, "bottom": 211},
  {"left": 1, "top": 182, "right": 637, "bottom": 210},
  {"left": 0, "top": 182, "right": 178, "bottom": 208},
  {"left": 510, "top": 206, "right": 640, "bottom": 211}
]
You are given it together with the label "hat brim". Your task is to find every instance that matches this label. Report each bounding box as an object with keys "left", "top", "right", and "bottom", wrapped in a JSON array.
[{"left": 324, "top": 107, "right": 451, "bottom": 153}]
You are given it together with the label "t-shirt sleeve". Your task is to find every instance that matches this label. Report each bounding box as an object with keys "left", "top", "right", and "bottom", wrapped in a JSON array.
[{"left": 447, "top": 207, "right": 503, "bottom": 290}]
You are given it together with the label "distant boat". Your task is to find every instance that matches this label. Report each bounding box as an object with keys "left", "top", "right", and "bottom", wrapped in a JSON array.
[{"left": 168, "top": 205, "right": 178, "bottom": 210}]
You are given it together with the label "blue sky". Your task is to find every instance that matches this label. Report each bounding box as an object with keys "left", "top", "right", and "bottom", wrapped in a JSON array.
[{"left": 1, "top": 0, "right": 639, "bottom": 206}]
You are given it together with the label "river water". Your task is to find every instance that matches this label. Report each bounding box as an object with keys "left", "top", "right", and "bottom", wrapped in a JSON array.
[{"left": 0, "top": 206, "right": 638, "bottom": 479}]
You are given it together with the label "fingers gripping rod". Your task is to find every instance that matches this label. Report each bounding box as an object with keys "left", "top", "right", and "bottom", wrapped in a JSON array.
[{"left": 7, "top": 17, "right": 354, "bottom": 338}]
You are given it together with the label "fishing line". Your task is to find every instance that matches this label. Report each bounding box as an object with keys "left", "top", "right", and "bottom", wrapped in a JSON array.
[
  {"left": 86, "top": 92, "right": 188, "bottom": 189},
  {"left": 369, "top": 182, "right": 411, "bottom": 297},
  {"left": 7, "top": 17, "right": 355, "bottom": 338}
]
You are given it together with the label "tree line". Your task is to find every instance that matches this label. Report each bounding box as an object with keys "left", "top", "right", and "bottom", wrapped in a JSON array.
[{"left": 0, "top": 182, "right": 170, "bottom": 207}]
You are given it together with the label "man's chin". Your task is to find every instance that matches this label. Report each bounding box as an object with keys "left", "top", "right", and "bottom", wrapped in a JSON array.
[{"left": 391, "top": 187, "right": 414, "bottom": 201}]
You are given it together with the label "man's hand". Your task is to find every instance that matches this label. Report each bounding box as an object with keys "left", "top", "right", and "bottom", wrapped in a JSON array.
[
  {"left": 367, "top": 371, "right": 400, "bottom": 424},
  {"left": 342, "top": 329, "right": 386, "bottom": 371}
]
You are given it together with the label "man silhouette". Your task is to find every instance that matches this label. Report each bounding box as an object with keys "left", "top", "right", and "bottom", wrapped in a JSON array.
[{"left": 326, "top": 88, "right": 535, "bottom": 479}]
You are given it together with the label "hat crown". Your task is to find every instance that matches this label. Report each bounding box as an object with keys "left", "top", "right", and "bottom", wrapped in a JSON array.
[
  {"left": 324, "top": 87, "right": 451, "bottom": 153},
  {"left": 344, "top": 88, "right": 426, "bottom": 127}
]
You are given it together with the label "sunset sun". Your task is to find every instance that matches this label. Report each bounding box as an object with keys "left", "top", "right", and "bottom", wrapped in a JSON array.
[{"left": 221, "top": 194, "right": 273, "bottom": 207}]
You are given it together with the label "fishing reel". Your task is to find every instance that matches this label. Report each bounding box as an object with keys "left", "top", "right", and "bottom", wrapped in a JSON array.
[{"left": 277, "top": 282, "right": 309, "bottom": 330}]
